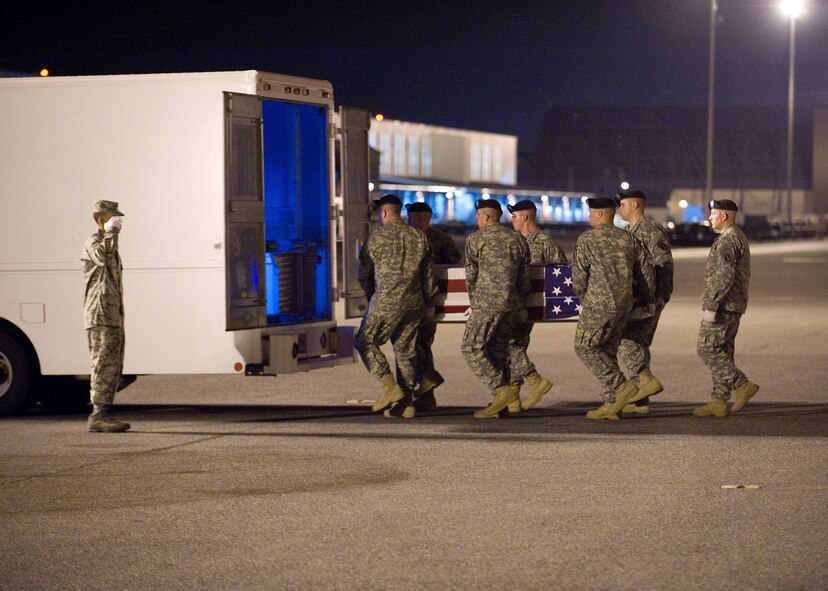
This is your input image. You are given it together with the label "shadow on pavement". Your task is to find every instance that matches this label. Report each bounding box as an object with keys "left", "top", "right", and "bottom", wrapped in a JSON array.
[{"left": 23, "top": 400, "right": 824, "bottom": 439}]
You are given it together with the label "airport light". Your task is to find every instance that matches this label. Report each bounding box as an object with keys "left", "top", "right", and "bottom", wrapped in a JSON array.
[
  {"left": 705, "top": 0, "right": 718, "bottom": 206},
  {"left": 780, "top": 0, "right": 803, "bottom": 227}
]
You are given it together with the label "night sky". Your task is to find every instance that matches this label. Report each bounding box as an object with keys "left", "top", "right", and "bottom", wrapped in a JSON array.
[{"left": 3, "top": 0, "right": 827, "bottom": 151}]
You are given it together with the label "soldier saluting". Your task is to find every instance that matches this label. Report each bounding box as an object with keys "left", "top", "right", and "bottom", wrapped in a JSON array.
[
  {"left": 82, "top": 200, "right": 130, "bottom": 433},
  {"left": 571, "top": 197, "right": 654, "bottom": 420},
  {"left": 693, "top": 199, "right": 759, "bottom": 418}
]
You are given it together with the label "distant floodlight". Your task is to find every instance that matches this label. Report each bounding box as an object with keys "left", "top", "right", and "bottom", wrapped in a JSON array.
[
  {"left": 446, "top": 191, "right": 454, "bottom": 200},
  {"left": 368, "top": 182, "right": 375, "bottom": 191},
  {"left": 679, "top": 199, "right": 689, "bottom": 208},
  {"left": 541, "top": 194, "right": 549, "bottom": 202},
  {"left": 780, "top": 0, "right": 803, "bottom": 18},
  {"left": 482, "top": 192, "right": 490, "bottom": 199},
  {"left": 620, "top": 181, "right": 630, "bottom": 190},
  {"left": 375, "top": 114, "right": 384, "bottom": 121},
  {"left": 39, "top": 68, "right": 49, "bottom": 77}
]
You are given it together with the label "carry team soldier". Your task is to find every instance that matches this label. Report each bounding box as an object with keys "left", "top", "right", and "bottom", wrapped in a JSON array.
[
  {"left": 506, "top": 199, "right": 567, "bottom": 412},
  {"left": 355, "top": 194, "right": 439, "bottom": 419},
  {"left": 82, "top": 200, "right": 130, "bottom": 433},
  {"left": 571, "top": 197, "right": 655, "bottom": 420},
  {"left": 405, "top": 201, "right": 462, "bottom": 412},
  {"left": 693, "top": 199, "right": 759, "bottom": 418},
  {"left": 461, "top": 199, "right": 531, "bottom": 419},
  {"left": 615, "top": 189, "right": 674, "bottom": 416}
]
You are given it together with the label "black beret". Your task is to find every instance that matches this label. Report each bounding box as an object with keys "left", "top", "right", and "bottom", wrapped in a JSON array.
[
  {"left": 616, "top": 189, "right": 646, "bottom": 201},
  {"left": 373, "top": 194, "right": 402, "bottom": 209},
  {"left": 404, "top": 202, "right": 433, "bottom": 214},
  {"left": 506, "top": 200, "right": 536, "bottom": 214},
  {"left": 475, "top": 199, "right": 502, "bottom": 214},
  {"left": 709, "top": 199, "right": 739, "bottom": 212},
  {"left": 586, "top": 197, "right": 617, "bottom": 209}
]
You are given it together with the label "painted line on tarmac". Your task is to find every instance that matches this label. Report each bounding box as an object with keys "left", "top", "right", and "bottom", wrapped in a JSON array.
[{"left": 781, "top": 257, "right": 828, "bottom": 264}]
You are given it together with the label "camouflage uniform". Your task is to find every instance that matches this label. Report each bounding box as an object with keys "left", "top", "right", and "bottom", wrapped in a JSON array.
[
  {"left": 82, "top": 228, "right": 125, "bottom": 407},
  {"left": 461, "top": 224, "right": 531, "bottom": 392},
  {"left": 355, "top": 220, "right": 438, "bottom": 394},
  {"left": 416, "top": 226, "right": 462, "bottom": 387},
  {"left": 508, "top": 230, "right": 567, "bottom": 386},
  {"left": 618, "top": 217, "right": 674, "bottom": 377},
  {"left": 572, "top": 224, "right": 654, "bottom": 402},
  {"left": 697, "top": 225, "right": 751, "bottom": 400}
]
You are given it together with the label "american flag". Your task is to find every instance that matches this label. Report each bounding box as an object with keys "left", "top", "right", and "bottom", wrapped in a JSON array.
[
  {"left": 433, "top": 264, "right": 580, "bottom": 322},
  {"left": 541, "top": 264, "right": 581, "bottom": 321}
]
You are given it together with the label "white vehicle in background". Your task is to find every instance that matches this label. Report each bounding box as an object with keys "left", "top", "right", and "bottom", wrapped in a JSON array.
[{"left": 0, "top": 70, "right": 373, "bottom": 415}]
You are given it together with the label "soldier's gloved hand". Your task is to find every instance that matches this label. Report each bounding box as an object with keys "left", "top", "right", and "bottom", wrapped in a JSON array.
[
  {"left": 104, "top": 216, "right": 123, "bottom": 232},
  {"left": 702, "top": 309, "right": 717, "bottom": 323},
  {"left": 424, "top": 306, "right": 436, "bottom": 319}
]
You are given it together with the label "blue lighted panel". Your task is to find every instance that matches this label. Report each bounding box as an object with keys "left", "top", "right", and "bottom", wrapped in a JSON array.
[{"left": 262, "top": 100, "right": 331, "bottom": 324}]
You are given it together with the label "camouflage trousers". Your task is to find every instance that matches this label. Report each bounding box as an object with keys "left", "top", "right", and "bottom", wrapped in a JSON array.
[
  {"left": 415, "top": 318, "right": 443, "bottom": 385},
  {"left": 461, "top": 309, "right": 517, "bottom": 393},
  {"left": 697, "top": 311, "right": 748, "bottom": 401},
  {"left": 618, "top": 304, "right": 664, "bottom": 379},
  {"left": 87, "top": 326, "right": 124, "bottom": 407},
  {"left": 507, "top": 321, "right": 537, "bottom": 386},
  {"left": 355, "top": 307, "right": 422, "bottom": 393},
  {"left": 574, "top": 314, "right": 627, "bottom": 402}
]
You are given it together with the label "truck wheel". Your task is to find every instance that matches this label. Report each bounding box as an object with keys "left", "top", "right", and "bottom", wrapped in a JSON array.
[{"left": 0, "top": 330, "right": 34, "bottom": 416}]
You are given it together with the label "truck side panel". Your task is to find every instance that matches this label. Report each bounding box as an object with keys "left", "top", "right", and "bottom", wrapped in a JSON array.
[{"left": 0, "top": 72, "right": 265, "bottom": 375}]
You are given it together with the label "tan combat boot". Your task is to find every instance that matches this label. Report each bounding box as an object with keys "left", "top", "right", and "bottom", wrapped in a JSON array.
[
  {"left": 413, "top": 390, "right": 437, "bottom": 412},
  {"left": 507, "top": 393, "right": 522, "bottom": 413},
  {"left": 418, "top": 371, "right": 444, "bottom": 395},
  {"left": 622, "top": 401, "right": 652, "bottom": 416},
  {"left": 87, "top": 407, "right": 131, "bottom": 433},
  {"left": 628, "top": 369, "right": 663, "bottom": 403},
  {"left": 730, "top": 381, "right": 759, "bottom": 413},
  {"left": 384, "top": 394, "right": 416, "bottom": 419},
  {"left": 585, "top": 403, "right": 620, "bottom": 420},
  {"left": 521, "top": 371, "right": 553, "bottom": 410},
  {"left": 372, "top": 373, "right": 404, "bottom": 412},
  {"left": 474, "top": 385, "right": 519, "bottom": 419},
  {"left": 606, "top": 381, "right": 639, "bottom": 416},
  {"left": 692, "top": 399, "right": 728, "bottom": 418}
]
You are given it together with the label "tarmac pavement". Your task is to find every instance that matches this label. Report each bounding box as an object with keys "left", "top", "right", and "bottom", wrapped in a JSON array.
[{"left": 1, "top": 240, "right": 827, "bottom": 590}]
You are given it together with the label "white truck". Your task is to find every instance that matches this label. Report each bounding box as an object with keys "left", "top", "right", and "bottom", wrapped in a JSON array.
[{"left": 0, "top": 70, "right": 373, "bottom": 415}]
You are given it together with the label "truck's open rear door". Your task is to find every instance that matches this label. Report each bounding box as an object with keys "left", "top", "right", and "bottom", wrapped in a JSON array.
[
  {"left": 224, "top": 92, "right": 267, "bottom": 330},
  {"left": 338, "top": 107, "right": 371, "bottom": 319}
]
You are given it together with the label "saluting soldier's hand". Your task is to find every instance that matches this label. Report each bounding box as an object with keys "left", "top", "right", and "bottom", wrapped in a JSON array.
[{"left": 104, "top": 216, "right": 123, "bottom": 232}]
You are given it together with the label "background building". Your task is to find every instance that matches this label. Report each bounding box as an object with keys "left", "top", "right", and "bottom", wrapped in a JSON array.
[{"left": 369, "top": 117, "right": 594, "bottom": 225}]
